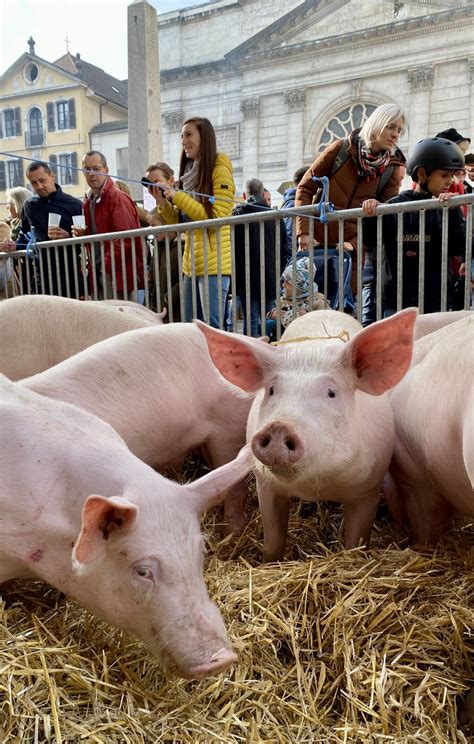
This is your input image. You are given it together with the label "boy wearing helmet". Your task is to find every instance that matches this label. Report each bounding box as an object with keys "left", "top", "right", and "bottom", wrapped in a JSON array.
[{"left": 363, "top": 137, "right": 467, "bottom": 316}]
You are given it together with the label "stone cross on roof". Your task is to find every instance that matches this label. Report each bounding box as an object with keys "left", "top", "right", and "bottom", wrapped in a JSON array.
[{"left": 27, "top": 36, "right": 35, "bottom": 55}]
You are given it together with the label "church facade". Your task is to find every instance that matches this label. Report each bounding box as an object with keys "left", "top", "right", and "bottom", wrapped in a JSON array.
[{"left": 157, "top": 0, "right": 474, "bottom": 197}]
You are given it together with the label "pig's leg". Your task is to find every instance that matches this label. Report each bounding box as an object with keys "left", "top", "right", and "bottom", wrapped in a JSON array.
[
  {"left": 402, "top": 484, "right": 454, "bottom": 546},
  {"left": 258, "top": 479, "right": 290, "bottom": 562},
  {"left": 202, "top": 440, "right": 250, "bottom": 534},
  {"left": 343, "top": 489, "right": 380, "bottom": 549}
]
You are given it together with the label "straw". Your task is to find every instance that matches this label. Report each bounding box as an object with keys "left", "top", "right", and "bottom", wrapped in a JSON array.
[{"left": 1, "top": 488, "right": 472, "bottom": 743}]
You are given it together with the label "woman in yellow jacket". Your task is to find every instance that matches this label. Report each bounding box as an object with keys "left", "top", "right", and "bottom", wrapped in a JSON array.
[{"left": 155, "top": 117, "right": 235, "bottom": 327}]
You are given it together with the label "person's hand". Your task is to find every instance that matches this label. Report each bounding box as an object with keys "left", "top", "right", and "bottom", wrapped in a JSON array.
[
  {"left": 459, "top": 262, "right": 466, "bottom": 277},
  {"left": 436, "top": 191, "right": 453, "bottom": 202},
  {"left": 298, "top": 234, "right": 311, "bottom": 251},
  {"left": 0, "top": 239, "right": 17, "bottom": 252},
  {"left": 71, "top": 226, "right": 87, "bottom": 238},
  {"left": 47, "top": 226, "right": 70, "bottom": 240},
  {"left": 149, "top": 183, "right": 169, "bottom": 207},
  {"left": 361, "top": 199, "right": 379, "bottom": 216}
]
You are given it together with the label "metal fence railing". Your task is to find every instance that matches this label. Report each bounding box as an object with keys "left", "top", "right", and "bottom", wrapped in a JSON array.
[{"left": 1, "top": 193, "right": 472, "bottom": 339}]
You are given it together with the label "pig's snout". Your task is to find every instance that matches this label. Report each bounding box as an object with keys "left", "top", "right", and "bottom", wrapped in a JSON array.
[
  {"left": 187, "top": 647, "right": 237, "bottom": 679},
  {"left": 252, "top": 421, "right": 304, "bottom": 468}
]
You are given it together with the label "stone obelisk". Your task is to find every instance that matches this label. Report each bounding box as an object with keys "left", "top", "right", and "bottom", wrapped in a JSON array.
[{"left": 127, "top": 0, "right": 162, "bottom": 199}]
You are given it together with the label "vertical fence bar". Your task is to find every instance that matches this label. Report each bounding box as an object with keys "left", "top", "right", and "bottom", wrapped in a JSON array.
[
  {"left": 356, "top": 217, "right": 363, "bottom": 323},
  {"left": 440, "top": 207, "right": 449, "bottom": 312},
  {"left": 338, "top": 219, "right": 344, "bottom": 313},
  {"left": 244, "top": 223, "right": 251, "bottom": 335},
  {"left": 259, "top": 220, "right": 266, "bottom": 337},
  {"left": 216, "top": 228, "right": 223, "bottom": 330},
  {"left": 417, "top": 210, "right": 426, "bottom": 314},
  {"left": 375, "top": 216, "right": 383, "bottom": 321}
]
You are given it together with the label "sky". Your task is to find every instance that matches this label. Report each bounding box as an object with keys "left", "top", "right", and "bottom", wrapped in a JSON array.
[{"left": 0, "top": 0, "right": 209, "bottom": 81}]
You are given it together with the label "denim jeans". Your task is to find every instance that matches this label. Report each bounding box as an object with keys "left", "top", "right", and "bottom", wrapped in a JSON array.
[
  {"left": 238, "top": 295, "right": 274, "bottom": 337},
  {"left": 183, "top": 274, "right": 231, "bottom": 328}
]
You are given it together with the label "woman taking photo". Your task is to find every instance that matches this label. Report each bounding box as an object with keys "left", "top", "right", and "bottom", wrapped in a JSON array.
[
  {"left": 295, "top": 103, "right": 406, "bottom": 324},
  {"left": 155, "top": 117, "right": 235, "bottom": 327}
]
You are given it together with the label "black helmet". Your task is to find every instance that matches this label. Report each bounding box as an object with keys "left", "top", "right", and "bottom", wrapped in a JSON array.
[{"left": 407, "top": 137, "right": 465, "bottom": 180}]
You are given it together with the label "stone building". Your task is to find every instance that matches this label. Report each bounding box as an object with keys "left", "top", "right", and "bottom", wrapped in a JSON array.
[{"left": 157, "top": 0, "right": 474, "bottom": 198}]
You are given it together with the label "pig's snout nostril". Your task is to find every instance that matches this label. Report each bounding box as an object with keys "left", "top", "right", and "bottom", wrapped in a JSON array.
[
  {"left": 260, "top": 435, "right": 271, "bottom": 448},
  {"left": 285, "top": 438, "right": 295, "bottom": 451}
]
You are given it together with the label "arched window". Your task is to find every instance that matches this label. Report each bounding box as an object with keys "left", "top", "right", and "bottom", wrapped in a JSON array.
[{"left": 318, "top": 103, "right": 377, "bottom": 152}]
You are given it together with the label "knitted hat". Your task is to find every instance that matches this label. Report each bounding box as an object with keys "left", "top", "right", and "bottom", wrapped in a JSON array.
[
  {"left": 435, "top": 128, "right": 471, "bottom": 145},
  {"left": 282, "top": 257, "right": 318, "bottom": 300}
]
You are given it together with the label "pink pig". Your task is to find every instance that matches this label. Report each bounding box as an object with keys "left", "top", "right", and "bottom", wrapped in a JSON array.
[
  {"left": 21, "top": 323, "right": 253, "bottom": 531},
  {"left": 0, "top": 375, "right": 252, "bottom": 679},
  {"left": 0, "top": 295, "right": 163, "bottom": 381},
  {"left": 197, "top": 308, "right": 417, "bottom": 561},
  {"left": 388, "top": 314, "right": 474, "bottom": 544}
]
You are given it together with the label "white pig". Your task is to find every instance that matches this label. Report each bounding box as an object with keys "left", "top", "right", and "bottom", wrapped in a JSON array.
[
  {"left": 414, "top": 310, "right": 472, "bottom": 341},
  {"left": 0, "top": 294, "right": 162, "bottom": 380},
  {"left": 197, "top": 308, "right": 417, "bottom": 561},
  {"left": 0, "top": 374, "right": 251, "bottom": 679},
  {"left": 388, "top": 314, "right": 474, "bottom": 544},
  {"left": 21, "top": 323, "right": 253, "bottom": 531},
  {"left": 99, "top": 298, "right": 166, "bottom": 324}
]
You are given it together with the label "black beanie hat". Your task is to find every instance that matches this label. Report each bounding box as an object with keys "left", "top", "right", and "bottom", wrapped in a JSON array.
[{"left": 435, "top": 127, "right": 471, "bottom": 145}]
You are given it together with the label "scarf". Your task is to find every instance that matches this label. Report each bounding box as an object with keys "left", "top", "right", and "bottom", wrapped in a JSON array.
[
  {"left": 356, "top": 139, "right": 392, "bottom": 180},
  {"left": 181, "top": 159, "right": 200, "bottom": 193}
]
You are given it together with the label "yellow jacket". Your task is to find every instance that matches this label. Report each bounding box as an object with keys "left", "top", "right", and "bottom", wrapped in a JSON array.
[{"left": 156, "top": 152, "right": 235, "bottom": 276}]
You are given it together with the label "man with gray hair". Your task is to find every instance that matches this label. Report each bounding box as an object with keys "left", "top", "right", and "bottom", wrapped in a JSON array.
[
  {"left": 72, "top": 150, "right": 144, "bottom": 299},
  {"left": 233, "top": 177, "right": 289, "bottom": 336}
]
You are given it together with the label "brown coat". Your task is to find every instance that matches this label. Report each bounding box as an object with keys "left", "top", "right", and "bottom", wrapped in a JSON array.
[{"left": 296, "top": 134, "right": 406, "bottom": 246}]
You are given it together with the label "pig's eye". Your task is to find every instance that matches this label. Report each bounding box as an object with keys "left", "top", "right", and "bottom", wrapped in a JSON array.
[
  {"left": 327, "top": 388, "right": 336, "bottom": 398},
  {"left": 135, "top": 565, "right": 154, "bottom": 581},
  {"left": 269, "top": 386, "right": 274, "bottom": 396}
]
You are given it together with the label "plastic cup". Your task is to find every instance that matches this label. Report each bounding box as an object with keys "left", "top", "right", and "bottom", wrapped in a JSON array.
[
  {"left": 72, "top": 215, "right": 86, "bottom": 229},
  {"left": 48, "top": 212, "right": 61, "bottom": 227}
]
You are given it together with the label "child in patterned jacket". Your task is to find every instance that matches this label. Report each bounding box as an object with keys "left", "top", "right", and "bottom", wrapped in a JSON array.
[{"left": 266, "top": 256, "right": 329, "bottom": 337}]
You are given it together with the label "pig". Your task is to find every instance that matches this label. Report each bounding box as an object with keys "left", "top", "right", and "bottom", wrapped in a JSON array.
[
  {"left": 0, "top": 374, "right": 252, "bottom": 679},
  {"left": 414, "top": 310, "right": 472, "bottom": 341},
  {"left": 196, "top": 308, "right": 417, "bottom": 561},
  {"left": 388, "top": 314, "right": 474, "bottom": 544},
  {"left": 99, "top": 298, "right": 166, "bottom": 324},
  {"left": 0, "top": 294, "right": 162, "bottom": 380},
  {"left": 21, "top": 323, "right": 253, "bottom": 531}
]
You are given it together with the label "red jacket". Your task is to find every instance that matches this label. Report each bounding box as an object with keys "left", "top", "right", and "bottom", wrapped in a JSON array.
[{"left": 83, "top": 178, "right": 144, "bottom": 291}]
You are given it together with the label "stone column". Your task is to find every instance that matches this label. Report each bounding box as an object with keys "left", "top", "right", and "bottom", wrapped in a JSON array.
[
  {"left": 163, "top": 110, "right": 184, "bottom": 173},
  {"left": 127, "top": 0, "right": 162, "bottom": 199},
  {"left": 240, "top": 97, "right": 260, "bottom": 185},
  {"left": 468, "top": 58, "right": 474, "bottom": 143},
  {"left": 285, "top": 88, "right": 306, "bottom": 174},
  {"left": 407, "top": 66, "right": 434, "bottom": 148}
]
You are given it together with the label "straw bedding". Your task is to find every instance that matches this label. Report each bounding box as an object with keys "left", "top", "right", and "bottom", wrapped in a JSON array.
[{"left": 1, "top": 490, "right": 473, "bottom": 743}]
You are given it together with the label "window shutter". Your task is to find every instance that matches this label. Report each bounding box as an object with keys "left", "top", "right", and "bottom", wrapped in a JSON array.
[
  {"left": 71, "top": 151, "right": 78, "bottom": 184},
  {"left": 49, "top": 154, "right": 58, "bottom": 180},
  {"left": 16, "top": 163, "right": 24, "bottom": 187},
  {"left": 0, "top": 162, "right": 6, "bottom": 191},
  {"left": 47, "top": 102, "right": 55, "bottom": 131},
  {"left": 0, "top": 113, "right": 3, "bottom": 139},
  {"left": 68, "top": 98, "right": 76, "bottom": 129},
  {"left": 14, "top": 106, "right": 22, "bottom": 136}
]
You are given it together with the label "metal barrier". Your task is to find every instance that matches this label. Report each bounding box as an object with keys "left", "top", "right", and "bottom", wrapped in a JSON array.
[{"left": 1, "top": 194, "right": 472, "bottom": 338}]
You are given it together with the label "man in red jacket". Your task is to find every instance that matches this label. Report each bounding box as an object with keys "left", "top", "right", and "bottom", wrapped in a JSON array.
[{"left": 73, "top": 150, "right": 144, "bottom": 299}]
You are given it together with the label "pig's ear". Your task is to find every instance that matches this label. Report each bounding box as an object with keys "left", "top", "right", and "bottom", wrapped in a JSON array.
[
  {"left": 182, "top": 444, "right": 253, "bottom": 512},
  {"left": 72, "top": 495, "right": 138, "bottom": 568},
  {"left": 194, "top": 320, "right": 275, "bottom": 392},
  {"left": 343, "top": 308, "right": 417, "bottom": 395}
]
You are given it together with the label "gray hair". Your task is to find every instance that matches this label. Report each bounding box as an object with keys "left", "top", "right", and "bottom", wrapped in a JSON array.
[
  {"left": 82, "top": 150, "right": 108, "bottom": 166},
  {"left": 245, "top": 178, "right": 264, "bottom": 197},
  {"left": 359, "top": 103, "right": 406, "bottom": 148},
  {"left": 6, "top": 186, "right": 31, "bottom": 213}
]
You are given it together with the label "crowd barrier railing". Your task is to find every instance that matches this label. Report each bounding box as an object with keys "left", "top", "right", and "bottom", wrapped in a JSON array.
[{"left": 1, "top": 193, "right": 472, "bottom": 339}]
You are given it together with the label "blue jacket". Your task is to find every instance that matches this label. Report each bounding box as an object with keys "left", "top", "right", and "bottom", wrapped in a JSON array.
[{"left": 281, "top": 187, "right": 297, "bottom": 251}]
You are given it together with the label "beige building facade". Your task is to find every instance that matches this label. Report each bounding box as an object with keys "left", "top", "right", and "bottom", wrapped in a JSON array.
[{"left": 0, "top": 40, "right": 128, "bottom": 205}]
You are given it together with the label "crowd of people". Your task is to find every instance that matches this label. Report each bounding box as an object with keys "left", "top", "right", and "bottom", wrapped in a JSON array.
[{"left": 0, "top": 106, "right": 472, "bottom": 330}]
